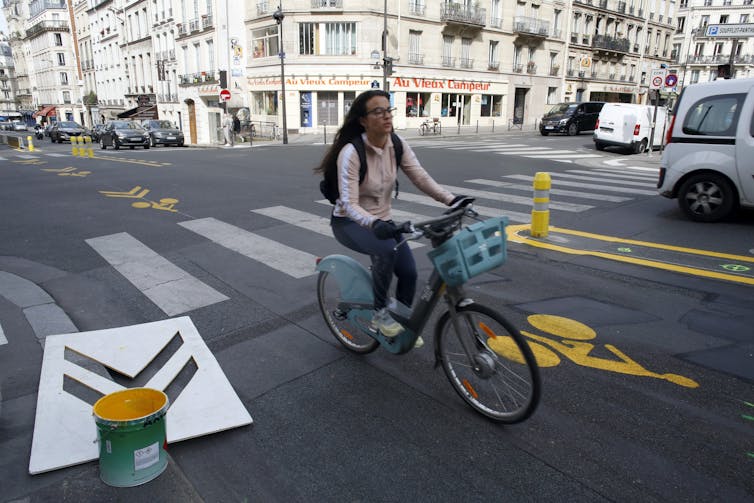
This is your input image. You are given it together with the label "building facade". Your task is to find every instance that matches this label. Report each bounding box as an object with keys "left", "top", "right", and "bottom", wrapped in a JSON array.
[
  {"left": 0, "top": 33, "right": 17, "bottom": 113},
  {"left": 670, "top": 0, "right": 754, "bottom": 86}
]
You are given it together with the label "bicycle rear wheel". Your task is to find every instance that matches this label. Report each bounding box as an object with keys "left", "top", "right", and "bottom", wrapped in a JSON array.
[
  {"left": 436, "top": 304, "right": 540, "bottom": 423},
  {"left": 317, "top": 271, "right": 379, "bottom": 354}
]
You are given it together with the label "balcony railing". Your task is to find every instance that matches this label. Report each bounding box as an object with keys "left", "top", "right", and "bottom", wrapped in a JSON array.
[
  {"left": 441, "top": 56, "right": 456, "bottom": 67},
  {"left": 513, "top": 63, "right": 523, "bottom": 73},
  {"left": 460, "top": 58, "right": 474, "bottom": 69},
  {"left": 408, "top": 53, "right": 424, "bottom": 64},
  {"left": 488, "top": 61, "right": 500, "bottom": 70},
  {"left": 617, "top": 1, "right": 626, "bottom": 12},
  {"left": 179, "top": 71, "right": 217, "bottom": 85},
  {"left": 490, "top": 16, "right": 502, "bottom": 28},
  {"left": 526, "top": 62, "right": 537, "bottom": 74},
  {"left": 593, "top": 34, "right": 630, "bottom": 53},
  {"left": 177, "top": 23, "right": 188, "bottom": 36},
  {"left": 157, "top": 94, "right": 179, "bottom": 103},
  {"left": 201, "top": 14, "right": 213, "bottom": 29},
  {"left": 549, "top": 66, "right": 560, "bottom": 76},
  {"left": 25, "top": 19, "right": 69, "bottom": 38},
  {"left": 189, "top": 19, "right": 200, "bottom": 32},
  {"left": 441, "top": 3, "right": 486, "bottom": 27},
  {"left": 311, "top": 0, "right": 342, "bottom": 8},
  {"left": 513, "top": 16, "right": 550, "bottom": 37},
  {"left": 598, "top": 0, "right": 608, "bottom": 8}
]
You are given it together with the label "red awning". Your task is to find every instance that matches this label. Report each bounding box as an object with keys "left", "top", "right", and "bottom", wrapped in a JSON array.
[{"left": 32, "top": 106, "right": 57, "bottom": 118}]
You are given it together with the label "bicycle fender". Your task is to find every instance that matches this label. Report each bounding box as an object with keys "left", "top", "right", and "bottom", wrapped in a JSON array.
[{"left": 316, "top": 254, "right": 373, "bottom": 304}]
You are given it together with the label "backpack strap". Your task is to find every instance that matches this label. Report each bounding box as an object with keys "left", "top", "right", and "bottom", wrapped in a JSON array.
[{"left": 350, "top": 133, "right": 403, "bottom": 199}]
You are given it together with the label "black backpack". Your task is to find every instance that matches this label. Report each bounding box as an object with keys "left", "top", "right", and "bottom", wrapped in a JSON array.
[{"left": 320, "top": 132, "right": 403, "bottom": 204}]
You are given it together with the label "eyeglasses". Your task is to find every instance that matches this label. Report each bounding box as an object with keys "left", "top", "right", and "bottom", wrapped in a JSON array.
[{"left": 365, "top": 107, "right": 396, "bottom": 118}]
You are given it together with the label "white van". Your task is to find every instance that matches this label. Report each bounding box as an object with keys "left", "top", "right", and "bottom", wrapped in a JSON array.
[
  {"left": 658, "top": 78, "right": 754, "bottom": 222},
  {"left": 593, "top": 103, "right": 667, "bottom": 154}
]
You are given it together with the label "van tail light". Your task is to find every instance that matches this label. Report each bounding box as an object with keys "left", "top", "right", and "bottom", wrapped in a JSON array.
[
  {"left": 665, "top": 114, "right": 676, "bottom": 144},
  {"left": 633, "top": 124, "right": 641, "bottom": 136},
  {"left": 595, "top": 119, "right": 600, "bottom": 129}
]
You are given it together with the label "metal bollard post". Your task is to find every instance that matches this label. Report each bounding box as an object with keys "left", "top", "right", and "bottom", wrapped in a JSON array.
[
  {"left": 27, "top": 136, "right": 35, "bottom": 152},
  {"left": 492, "top": 120, "right": 495, "bottom": 133},
  {"left": 530, "top": 172, "right": 551, "bottom": 238},
  {"left": 476, "top": 120, "right": 478, "bottom": 133},
  {"left": 323, "top": 124, "right": 327, "bottom": 145}
]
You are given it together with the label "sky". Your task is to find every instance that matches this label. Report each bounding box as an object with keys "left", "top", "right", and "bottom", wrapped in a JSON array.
[{"left": 0, "top": 11, "right": 7, "bottom": 34}]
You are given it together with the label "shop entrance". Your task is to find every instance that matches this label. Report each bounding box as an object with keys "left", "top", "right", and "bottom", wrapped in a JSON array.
[
  {"left": 318, "top": 91, "right": 338, "bottom": 126},
  {"left": 513, "top": 88, "right": 528, "bottom": 125}
]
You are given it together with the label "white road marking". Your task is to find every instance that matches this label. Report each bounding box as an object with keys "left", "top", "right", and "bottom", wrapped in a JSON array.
[
  {"left": 441, "top": 184, "right": 593, "bottom": 212},
  {"left": 179, "top": 217, "right": 318, "bottom": 278},
  {"left": 86, "top": 232, "right": 229, "bottom": 315},
  {"left": 504, "top": 174, "right": 657, "bottom": 195},
  {"left": 466, "top": 178, "right": 631, "bottom": 202},
  {"left": 0, "top": 323, "right": 6, "bottom": 345}
]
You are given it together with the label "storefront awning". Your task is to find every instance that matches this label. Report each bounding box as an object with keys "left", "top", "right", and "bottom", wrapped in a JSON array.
[
  {"left": 117, "top": 105, "right": 158, "bottom": 120},
  {"left": 32, "top": 106, "right": 56, "bottom": 118}
]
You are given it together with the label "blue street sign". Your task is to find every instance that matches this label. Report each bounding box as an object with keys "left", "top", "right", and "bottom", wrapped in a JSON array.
[
  {"left": 665, "top": 74, "right": 678, "bottom": 88},
  {"left": 371, "top": 80, "right": 380, "bottom": 89}
]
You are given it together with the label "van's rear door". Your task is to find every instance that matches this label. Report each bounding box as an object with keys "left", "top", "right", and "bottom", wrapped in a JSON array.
[
  {"left": 598, "top": 105, "right": 634, "bottom": 144},
  {"left": 735, "top": 86, "right": 754, "bottom": 203}
]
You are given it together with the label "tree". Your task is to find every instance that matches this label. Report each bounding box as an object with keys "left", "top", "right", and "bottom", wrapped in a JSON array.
[{"left": 83, "top": 91, "right": 98, "bottom": 106}]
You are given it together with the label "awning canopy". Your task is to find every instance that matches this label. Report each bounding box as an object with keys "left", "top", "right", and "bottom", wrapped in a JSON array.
[
  {"left": 117, "top": 105, "right": 158, "bottom": 120},
  {"left": 32, "top": 105, "right": 56, "bottom": 118}
]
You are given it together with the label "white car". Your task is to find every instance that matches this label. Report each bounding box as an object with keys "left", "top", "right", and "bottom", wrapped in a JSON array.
[{"left": 658, "top": 78, "right": 754, "bottom": 222}]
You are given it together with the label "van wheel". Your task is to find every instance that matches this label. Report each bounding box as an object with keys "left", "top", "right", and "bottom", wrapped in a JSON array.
[
  {"left": 633, "top": 139, "right": 648, "bottom": 154},
  {"left": 594, "top": 141, "right": 606, "bottom": 151},
  {"left": 567, "top": 123, "right": 579, "bottom": 136},
  {"left": 540, "top": 130, "right": 549, "bottom": 136},
  {"left": 677, "top": 173, "right": 736, "bottom": 223}
]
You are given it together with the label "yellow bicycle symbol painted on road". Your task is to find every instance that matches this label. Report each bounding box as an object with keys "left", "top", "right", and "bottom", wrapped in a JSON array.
[{"left": 488, "top": 314, "right": 699, "bottom": 388}]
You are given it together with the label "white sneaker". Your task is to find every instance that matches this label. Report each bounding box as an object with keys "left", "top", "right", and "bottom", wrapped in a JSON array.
[{"left": 371, "top": 308, "right": 404, "bottom": 337}]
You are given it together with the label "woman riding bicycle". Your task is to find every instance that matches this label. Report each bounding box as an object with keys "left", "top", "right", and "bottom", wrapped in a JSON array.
[{"left": 315, "top": 90, "right": 463, "bottom": 344}]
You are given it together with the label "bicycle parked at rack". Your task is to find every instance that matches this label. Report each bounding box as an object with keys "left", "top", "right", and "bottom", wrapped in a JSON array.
[
  {"left": 419, "top": 118, "right": 442, "bottom": 136},
  {"left": 315, "top": 199, "right": 541, "bottom": 423}
]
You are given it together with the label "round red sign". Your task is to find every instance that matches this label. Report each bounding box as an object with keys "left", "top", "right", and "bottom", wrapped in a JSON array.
[{"left": 219, "top": 89, "right": 231, "bottom": 101}]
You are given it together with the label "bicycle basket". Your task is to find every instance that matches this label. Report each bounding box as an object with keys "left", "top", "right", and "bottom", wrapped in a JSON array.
[{"left": 427, "top": 216, "right": 508, "bottom": 286}]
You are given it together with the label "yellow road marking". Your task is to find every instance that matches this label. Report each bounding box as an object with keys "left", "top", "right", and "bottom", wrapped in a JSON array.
[{"left": 507, "top": 224, "right": 754, "bottom": 286}]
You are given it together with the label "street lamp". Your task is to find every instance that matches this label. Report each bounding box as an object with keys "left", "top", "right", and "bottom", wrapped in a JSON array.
[{"left": 273, "top": 4, "right": 288, "bottom": 144}]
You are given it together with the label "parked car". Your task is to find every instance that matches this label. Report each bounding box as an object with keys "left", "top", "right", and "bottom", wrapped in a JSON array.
[
  {"left": 99, "top": 120, "right": 150, "bottom": 149},
  {"left": 658, "top": 77, "right": 754, "bottom": 222},
  {"left": 49, "top": 121, "right": 88, "bottom": 143},
  {"left": 540, "top": 101, "right": 605, "bottom": 136},
  {"left": 11, "top": 120, "right": 27, "bottom": 132},
  {"left": 90, "top": 124, "right": 106, "bottom": 142},
  {"left": 141, "top": 120, "right": 185, "bottom": 147},
  {"left": 0, "top": 120, "right": 12, "bottom": 131},
  {"left": 593, "top": 103, "right": 668, "bottom": 154}
]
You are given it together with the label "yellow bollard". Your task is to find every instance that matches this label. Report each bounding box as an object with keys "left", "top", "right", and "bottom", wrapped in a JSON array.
[
  {"left": 530, "top": 172, "right": 551, "bottom": 238},
  {"left": 85, "top": 136, "right": 94, "bottom": 158},
  {"left": 27, "top": 136, "right": 35, "bottom": 152},
  {"left": 71, "top": 136, "right": 80, "bottom": 156}
]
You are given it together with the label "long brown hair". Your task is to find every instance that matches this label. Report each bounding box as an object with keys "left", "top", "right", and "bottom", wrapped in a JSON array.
[{"left": 314, "top": 90, "right": 391, "bottom": 175}]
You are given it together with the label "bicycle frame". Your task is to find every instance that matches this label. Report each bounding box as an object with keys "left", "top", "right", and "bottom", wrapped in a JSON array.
[{"left": 316, "top": 254, "right": 456, "bottom": 355}]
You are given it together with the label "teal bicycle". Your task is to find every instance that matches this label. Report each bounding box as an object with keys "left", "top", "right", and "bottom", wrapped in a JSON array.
[{"left": 316, "top": 200, "right": 540, "bottom": 423}]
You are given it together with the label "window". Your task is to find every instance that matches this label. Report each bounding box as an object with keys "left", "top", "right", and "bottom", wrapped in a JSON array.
[
  {"left": 54, "top": 33, "right": 62, "bottom": 46},
  {"left": 253, "top": 90, "right": 277, "bottom": 115},
  {"left": 63, "top": 91, "right": 71, "bottom": 103},
  {"left": 719, "top": 15, "right": 728, "bottom": 24},
  {"left": 60, "top": 72, "right": 69, "bottom": 84},
  {"left": 206, "top": 40, "right": 214, "bottom": 71},
  {"left": 324, "top": 22, "right": 356, "bottom": 55},
  {"left": 193, "top": 42, "right": 201, "bottom": 70},
  {"left": 461, "top": 37, "right": 471, "bottom": 67},
  {"left": 682, "top": 94, "right": 744, "bottom": 136},
  {"left": 488, "top": 41, "right": 499, "bottom": 68},
  {"left": 547, "top": 87, "right": 557, "bottom": 104},
  {"left": 741, "top": 14, "right": 750, "bottom": 23},
  {"left": 409, "top": 30, "right": 422, "bottom": 64},
  {"left": 405, "top": 92, "right": 431, "bottom": 117},
  {"left": 300, "top": 23, "right": 316, "bottom": 55},
  {"left": 440, "top": 93, "right": 461, "bottom": 117},
  {"left": 677, "top": 17, "right": 685, "bottom": 32},
  {"left": 252, "top": 26, "right": 279, "bottom": 58},
  {"left": 690, "top": 69, "right": 700, "bottom": 83},
  {"left": 442, "top": 35, "right": 454, "bottom": 66},
  {"left": 57, "top": 53, "right": 66, "bottom": 65},
  {"left": 480, "top": 95, "right": 503, "bottom": 116}
]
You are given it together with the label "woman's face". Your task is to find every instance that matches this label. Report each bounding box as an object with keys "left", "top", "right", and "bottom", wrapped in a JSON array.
[{"left": 360, "top": 95, "right": 394, "bottom": 136}]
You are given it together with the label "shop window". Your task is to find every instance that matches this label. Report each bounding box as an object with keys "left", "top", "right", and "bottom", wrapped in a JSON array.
[
  {"left": 480, "top": 95, "right": 503, "bottom": 117},
  {"left": 252, "top": 26, "right": 280, "bottom": 58},
  {"left": 253, "top": 91, "right": 278, "bottom": 115},
  {"left": 440, "top": 93, "right": 461, "bottom": 117},
  {"left": 405, "top": 92, "right": 431, "bottom": 117}
]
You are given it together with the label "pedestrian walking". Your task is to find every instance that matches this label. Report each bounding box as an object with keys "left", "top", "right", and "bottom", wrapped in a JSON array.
[
  {"left": 232, "top": 115, "right": 241, "bottom": 143},
  {"left": 222, "top": 113, "right": 234, "bottom": 147}
]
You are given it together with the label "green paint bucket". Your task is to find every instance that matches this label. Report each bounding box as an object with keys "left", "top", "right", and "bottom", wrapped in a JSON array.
[{"left": 93, "top": 388, "right": 169, "bottom": 487}]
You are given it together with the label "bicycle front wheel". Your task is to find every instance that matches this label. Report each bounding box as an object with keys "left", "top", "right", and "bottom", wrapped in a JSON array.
[
  {"left": 436, "top": 304, "right": 540, "bottom": 423},
  {"left": 317, "top": 271, "right": 379, "bottom": 354}
]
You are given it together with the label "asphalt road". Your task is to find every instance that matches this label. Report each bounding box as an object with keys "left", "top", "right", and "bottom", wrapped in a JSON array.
[{"left": 1, "top": 131, "right": 752, "bottom": 502}]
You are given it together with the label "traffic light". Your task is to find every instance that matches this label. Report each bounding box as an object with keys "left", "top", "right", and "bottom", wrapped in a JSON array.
[
  {"left": 219, "top": 70, "right": 228, "bottom": 88},
  {"left": 384, "top": 57, "right": 394, "bottom": 76},
  {"left": 717, "top": 64, "right": 732, "bottom": 79}
]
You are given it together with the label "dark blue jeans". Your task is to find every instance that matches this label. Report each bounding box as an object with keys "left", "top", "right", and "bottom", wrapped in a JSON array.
[{"left": 331, "top": 216, "right": 417, "bottom": 310}]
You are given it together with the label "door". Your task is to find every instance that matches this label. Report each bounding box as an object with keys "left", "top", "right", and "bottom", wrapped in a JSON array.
[
  {"left": 318, "top": 92, "right": 338, "bottom": 126},
  {"left": 187, "top": 101, "right": 197, "bottom": 144},
  {"left": 513, "top": 88, "right": 528, "bottom": 124}
]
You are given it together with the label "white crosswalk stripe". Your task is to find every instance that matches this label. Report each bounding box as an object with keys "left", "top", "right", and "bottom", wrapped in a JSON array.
[
  {"left": 412, "top": 139, "right": 606, "bottom": 162},
  {"left": 524, "top": 153, "right": 603, "bottom": 159},
  {"left": 549, "top": 171, "right": 655, "bottom": 187},
  {"left": 86, "top": 232, "right": 229, "bottom": 316},
  {"left": 0, "top": 322, "right": 7, "bottom": 346},
  {"left": 466, "top": 178, "right": 631, "bottom": 202},
  {"left": 179, "top": 217, "right": 318, "bottom": 279},
  {"left": 381, "top": 192, "right": 531, "bottom": 223},
  {"left": 441, "top": 183, "right": 593, "bottom": 212},
  {"left": 567, "top": 169, "right": 657, "bottom": 181},
  {"left": 504, "top": 174, "right": 657, "bottom": 195}
]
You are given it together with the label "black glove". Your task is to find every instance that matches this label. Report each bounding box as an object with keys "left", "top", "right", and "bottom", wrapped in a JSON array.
[
  {"left": 373, "top": 220, "right": 400, "bottom": 240},
  {"left": 448, "top": 195, "right": 474, "bottom": 208}
]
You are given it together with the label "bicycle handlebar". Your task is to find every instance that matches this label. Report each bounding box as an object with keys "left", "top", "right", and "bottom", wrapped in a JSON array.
[{"left": 392, "top": 198, "right": 478, "bottom": 250}]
